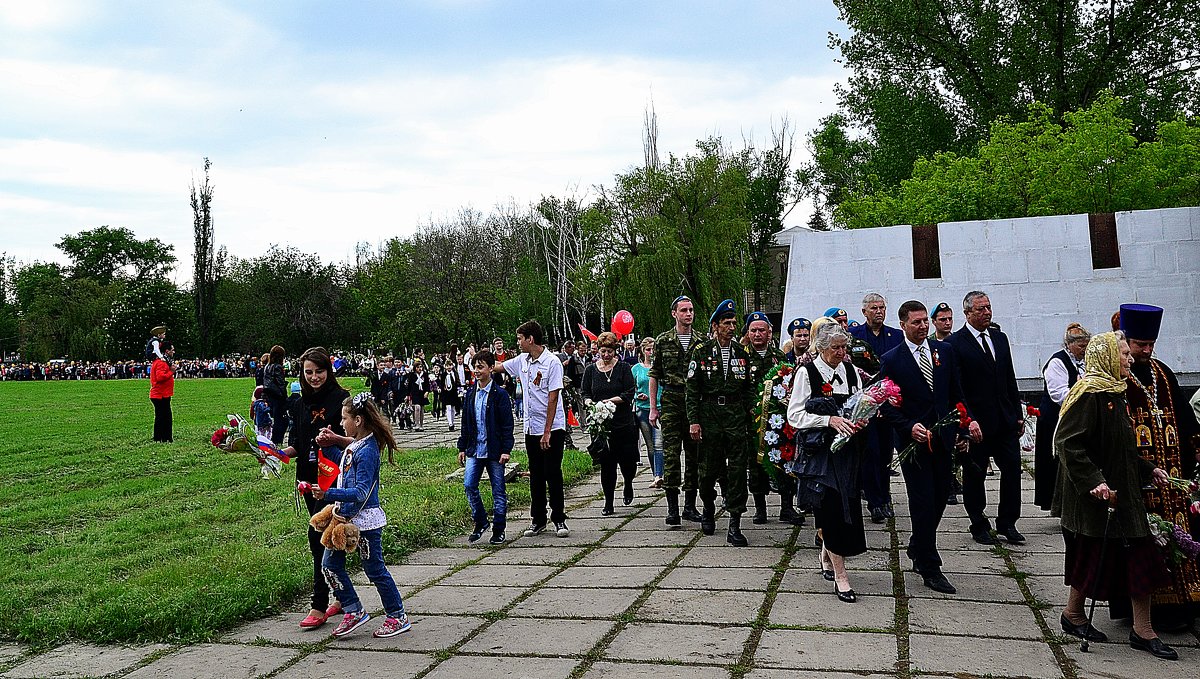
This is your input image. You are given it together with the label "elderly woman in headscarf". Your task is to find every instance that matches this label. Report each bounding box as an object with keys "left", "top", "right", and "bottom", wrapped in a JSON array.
[
  {"left": 1051, "top": 331, "right": 1176, "bottom": 660},
  {"left": 1034, "top": 323, "right": 1090, "bottom": 511}
]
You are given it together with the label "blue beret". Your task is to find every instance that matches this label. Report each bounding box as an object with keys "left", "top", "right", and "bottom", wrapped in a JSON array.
[
  {"left": 671, "top": 295, "right": 691, "bottom": 310},
  {"left": 744, "top": 311, "right": 771, "bottom": 331},
  {"left": 848, "top": 320, "right": 861, "bottom": 328},
  {"left": 824, "top": 307, "right": 847, "bottom": 319},
  {"left": 1119, "top": 303, "right": 1163, "bottom": 341},
  {"left": 933, "top": 302, "right": 952, "bottom": 314},
  {"left": 787, "top": 318, "right": 811, "bottom": 334},
  {"left": 710, "top": 299, "right": 736, "bottom": 326}
]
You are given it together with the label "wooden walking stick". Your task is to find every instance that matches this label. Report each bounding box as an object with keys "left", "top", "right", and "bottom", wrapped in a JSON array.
[{"left": 1081, "top": 490, "right": 1118, "bottom": 652}]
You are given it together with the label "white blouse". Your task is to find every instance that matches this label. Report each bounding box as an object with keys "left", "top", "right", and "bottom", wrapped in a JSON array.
[
  {"left": 787, "top": 357, "right": 858, "bottom": 430},
  {"left": 1043, "top": 355, "right": 1083, "bottom": 405}
]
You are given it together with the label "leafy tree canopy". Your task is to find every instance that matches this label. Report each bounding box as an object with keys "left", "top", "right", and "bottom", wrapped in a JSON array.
[
  {"left": 837, "top": 93, "right": 1200, "bottom": 228},
  {"left": 804, "top": 0, "right": 1200, "bottom": 222},
  {"left": 56, "top": 226, "right": 176, "bottom": 283}
]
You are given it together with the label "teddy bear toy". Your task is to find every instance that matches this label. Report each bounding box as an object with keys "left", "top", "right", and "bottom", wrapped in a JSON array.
[{"left": 309, "top": 504, "right": 361, "bottom": 553}]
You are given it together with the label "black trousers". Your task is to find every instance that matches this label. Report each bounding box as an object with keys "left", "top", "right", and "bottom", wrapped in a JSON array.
[
  {"left": 860, "top": 421, "right": 894, "bottom": 509},
  {"left": 901, "top": 444, "right": 953, "bottom": 574},
  {"left": 303, "top": 493, "right": 331, "bottom": 612},
  {"left": 601, "top": 425, "right": 639, "bottom": 508},
  {"left": 151, "top": 397, "right": 172, "bottom": 442},
  {"left": 526, "top": 430, "right": 567, "bottom": 525},
  {"left": 962, "top": 431, "right": 1022, "bottom": 531}
]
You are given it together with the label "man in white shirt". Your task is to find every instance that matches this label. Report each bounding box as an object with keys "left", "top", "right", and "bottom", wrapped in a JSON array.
[{"left": 499, "top": 320, "right": 570, "bottom": 538}]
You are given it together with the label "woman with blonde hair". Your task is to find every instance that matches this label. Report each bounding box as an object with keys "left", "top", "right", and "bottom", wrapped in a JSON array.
[{"left": 631, "top": 336, "right": 664, "bottom": 488}]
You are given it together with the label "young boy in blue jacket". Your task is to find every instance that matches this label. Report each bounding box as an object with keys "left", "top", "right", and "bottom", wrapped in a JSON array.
[{"left": 457, "top": 349, "right": 515, "bottom": 544}]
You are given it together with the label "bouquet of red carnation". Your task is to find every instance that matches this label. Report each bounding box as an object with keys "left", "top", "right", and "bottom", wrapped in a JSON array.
[
  {"left": 210, "top": 414, "right": 291, "bottom": 479},
  {"left": 829, "top": 377, "right": 902, "bottom": 454},
  {"left": 892, "top": 402, "right": 971, "bottom": 469}
]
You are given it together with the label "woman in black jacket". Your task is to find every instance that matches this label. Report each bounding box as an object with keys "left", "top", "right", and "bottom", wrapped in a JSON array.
[
  {"left": 280, "top": 346, "right": 351, "bottom": 631},
  {"left": 581, "top": 332, "right": 638, "bottom": 515}
]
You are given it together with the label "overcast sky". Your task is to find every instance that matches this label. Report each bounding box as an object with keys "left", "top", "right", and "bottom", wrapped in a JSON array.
[{"left": 0, "top": 1, "right": 847, "bottom": 284}]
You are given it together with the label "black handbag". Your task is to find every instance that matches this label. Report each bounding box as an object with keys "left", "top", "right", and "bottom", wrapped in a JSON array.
[{"left": 586, "top": 435, "right": 608, "bottom": 465}]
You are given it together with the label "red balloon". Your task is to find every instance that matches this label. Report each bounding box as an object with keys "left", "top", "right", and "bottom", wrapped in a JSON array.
[{"left": 611, "top": 310, "right": 635, "bottom": 337}]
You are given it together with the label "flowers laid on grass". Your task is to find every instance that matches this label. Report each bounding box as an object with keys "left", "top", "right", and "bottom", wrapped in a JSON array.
[
  {"left": 892, "top": 402, "right": 972, "bottom": 469},
  {"left": 829, "top": 377, "right": 901, "bottom": 454},
  {"left": 210, "top": 414, "right": 291, "bottom": 479}
]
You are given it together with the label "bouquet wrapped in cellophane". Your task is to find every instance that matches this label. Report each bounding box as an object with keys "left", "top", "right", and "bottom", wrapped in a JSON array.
[
  {"left": 829, "top": 377, "right": 902, "bottom": 454},
  {"left": 210, "top": 414, "right": 292, "bottom": 479}
]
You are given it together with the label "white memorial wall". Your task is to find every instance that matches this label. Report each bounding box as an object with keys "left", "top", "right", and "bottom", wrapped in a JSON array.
[{"left": 777, "top": 207, "right": 1200, "bottom": 389}]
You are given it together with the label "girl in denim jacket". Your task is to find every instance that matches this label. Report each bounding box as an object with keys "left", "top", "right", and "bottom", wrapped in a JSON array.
[{"left": 313, "top": 393, "right": 408, "bottom": 638}]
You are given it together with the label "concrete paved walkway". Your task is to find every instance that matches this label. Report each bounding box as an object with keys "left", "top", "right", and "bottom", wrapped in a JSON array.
[{"left": 3, "top": 449, "right": 1198, "bottom": 678}]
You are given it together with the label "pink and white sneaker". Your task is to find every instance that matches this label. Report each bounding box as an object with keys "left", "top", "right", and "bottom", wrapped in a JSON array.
[
  {"left": 331, "top": 610, "right": 371, "bottom": 638},
  {"left": 373, "top": 614, "right": 412, "bottom": 638}
]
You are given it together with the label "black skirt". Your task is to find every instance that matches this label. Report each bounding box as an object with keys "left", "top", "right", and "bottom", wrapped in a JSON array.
[
  {"left": 814, "top": 487, "right": 867, "bottom": 557},
  {"left": 1033, "top": 397, "right": 1060, "bottom": 511}
]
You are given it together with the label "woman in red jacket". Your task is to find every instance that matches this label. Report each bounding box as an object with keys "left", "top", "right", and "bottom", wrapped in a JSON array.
[{"left": 150, "top": 340, "right": 175, "bottom": 442}]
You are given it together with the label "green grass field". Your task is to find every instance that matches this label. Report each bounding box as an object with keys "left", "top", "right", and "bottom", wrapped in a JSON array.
[{"left": 0, "top": 378, "right": 593, "bottom": 645}]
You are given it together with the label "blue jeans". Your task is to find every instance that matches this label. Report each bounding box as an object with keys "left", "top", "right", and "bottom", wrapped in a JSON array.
[
  {"left": 322, "top": 527, "right": 405, "bottom": 618},
  {"left": 464, "top": 456, "right": 508, "bottom": 531},
  {"left": 635, "top": 408, "right": 664, "bottom": 477}
]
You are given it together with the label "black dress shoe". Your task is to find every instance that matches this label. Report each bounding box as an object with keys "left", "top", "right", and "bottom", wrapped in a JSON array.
[
  {"left": 1129, "top": 631, "right": 1178, "bottom": 660},
  {"left": 821, "top": 569, "right": 835, "bottom": 582},
  {"left": 835, "top": 585, "right": 856, "bottom": 603},
  {"left": 971, "top": 529, "right": 996, "bottom": 545},
  {"left": 922, "top": 571, "right": 957, "bottom": 594},
  {"left": 623, "top": 487, "right": 634, "bottom": 506},
  {"left": 998, "top": 527, "right": 1026, "bottom": 545},
  {"left": 870, "top": 506, "right": 887, "bottom": 524},
  {"left": 946, "top": 493, "right": 959, "bottom": 505},
  {"left": 883, "top": 502, "right": 895, "bottom": 518},
  {"left": 601, "top": 506, "right": 615, "bottom": 516},
  {"left": 681, "top": 507, "right": 703, "bottom": 522},
  {"left": 1060, "top": 614, "right": 1107, "bottom": 642}
]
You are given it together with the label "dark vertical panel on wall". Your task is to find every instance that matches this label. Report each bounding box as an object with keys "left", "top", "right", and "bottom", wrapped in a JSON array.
[
  {"left": 912, "top": 224, "right": 941, "bottom": 279},
  {"left": 1088, "top": 213, "right": 1121, "bottom": 269}
]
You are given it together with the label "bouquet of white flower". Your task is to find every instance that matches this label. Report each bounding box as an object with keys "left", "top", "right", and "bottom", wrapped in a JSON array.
[{"left": 584, "top": 399, "right": 617, "bottom": 462}]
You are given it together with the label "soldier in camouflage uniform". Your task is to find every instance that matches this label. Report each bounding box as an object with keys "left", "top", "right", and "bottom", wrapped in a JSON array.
[
  {"left": 687, "top": 299, "right": 755, "bottom": 546},
  {"left": 743, "top": 312, "right": 803, "bottom": 526},
  {"left": 649, "top": 296, "right": 701, "bottom": 526}
]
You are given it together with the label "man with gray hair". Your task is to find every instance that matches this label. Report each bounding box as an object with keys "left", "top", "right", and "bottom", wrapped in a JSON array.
[
  {"left": 946, "top": 291, "right": 1024, "bottom": 546},
  {"left": 850, "top": 292, "right": 904, "bottom": 523}
]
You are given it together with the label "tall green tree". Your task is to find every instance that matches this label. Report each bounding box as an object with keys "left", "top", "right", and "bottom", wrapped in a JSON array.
[
  {"left": 55, "top": 226, "right": 175, "bottom": 283},
  {"left": 191, "top": 158, "right": 217, "bottom": 355},
  {"left": 0, "top": 255, "right": 18, "bottom": 360},
  {"left": 215, "top": 246, "right": 362, "bottom": 356},
  {"left": 107, "top": 279, "right": 195, "bottom": 359},
  {"left": 805, "top": 0, "right": 1200, "bottom": 225}
]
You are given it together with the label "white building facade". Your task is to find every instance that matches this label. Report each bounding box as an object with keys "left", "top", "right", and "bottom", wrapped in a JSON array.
[{"left": 777, "top": 207, "right": 1200, "bottom": 389}]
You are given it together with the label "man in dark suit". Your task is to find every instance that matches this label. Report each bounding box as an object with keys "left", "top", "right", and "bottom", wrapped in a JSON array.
[
  {"left": 945, "top": 291, "right": 1025, "bottom": 546},
  {"left": 879, "top": 300, "right": 980, "bottom": 594}
]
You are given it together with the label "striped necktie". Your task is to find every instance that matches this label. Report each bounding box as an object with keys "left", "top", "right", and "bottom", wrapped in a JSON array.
[{"left": 918, "top": 345, "right": 934, "bottom": 391}]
